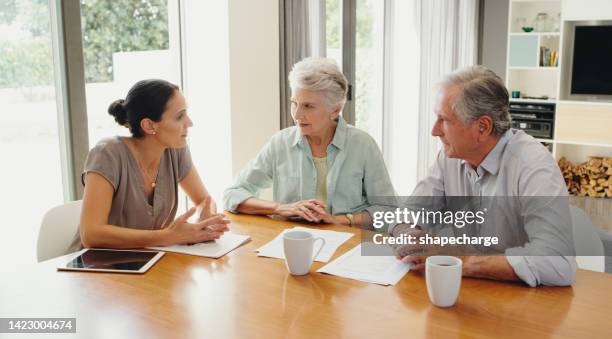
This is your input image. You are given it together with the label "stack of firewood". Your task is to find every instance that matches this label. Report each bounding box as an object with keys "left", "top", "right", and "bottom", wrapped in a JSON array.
[{"left": 558, "top": 157, "right": 612, "bottom": 197}]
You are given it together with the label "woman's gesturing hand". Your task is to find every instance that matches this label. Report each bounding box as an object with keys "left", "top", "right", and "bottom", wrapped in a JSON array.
[
  {"left": 196, "top": 196, "right": 218, "bottom": 222},
  {"left": 164, "top": 206, "right": 230, "bottom": 245},
  {"left": 275, "top": 199, "right": 327, "bottom": 222}
]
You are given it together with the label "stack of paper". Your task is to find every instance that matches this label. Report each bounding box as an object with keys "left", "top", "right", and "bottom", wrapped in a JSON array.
[
  {"left": 255, "top": 226, "right": 353, "bottom": 262},
  {"left": 149, "top": 232, "right": 251, "bottom": 259},
  {"left": 317, "top": 244, "right": 411, "bottom": 285}
]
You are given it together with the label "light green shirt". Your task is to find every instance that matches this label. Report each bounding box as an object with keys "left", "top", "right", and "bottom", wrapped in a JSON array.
[{"left": 223, "top": 117, "right": 395, "bottom": 216}]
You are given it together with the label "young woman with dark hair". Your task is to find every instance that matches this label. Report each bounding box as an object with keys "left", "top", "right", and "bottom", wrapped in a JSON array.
[{"left": 69, "top": 79, "right": 229, "bottom": 250}]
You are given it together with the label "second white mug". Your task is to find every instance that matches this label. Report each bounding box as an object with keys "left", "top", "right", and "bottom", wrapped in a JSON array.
[
  {"left": 283, "top": 230, "right": 325, "bottom": 275},
  {"left": 425, "top": 255, "right": 463, "bottom": 307}
]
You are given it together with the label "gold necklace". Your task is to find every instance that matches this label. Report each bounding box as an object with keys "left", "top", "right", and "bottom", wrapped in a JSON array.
[
  {"left": 125, "top": 139, "right": 160, "bottom": 188},
  {"left": 136, "top": 158, "right": 159, "bottom": 188}
]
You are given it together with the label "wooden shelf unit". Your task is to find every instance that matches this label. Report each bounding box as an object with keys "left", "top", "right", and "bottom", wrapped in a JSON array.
[{"left": 505, "top": 0, "right": 612, "bottom": 167}]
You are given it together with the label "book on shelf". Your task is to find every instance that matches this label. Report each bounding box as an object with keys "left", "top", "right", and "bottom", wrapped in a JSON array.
[{"left": 540, "top": 46, "right": 558, "bottom": 67}]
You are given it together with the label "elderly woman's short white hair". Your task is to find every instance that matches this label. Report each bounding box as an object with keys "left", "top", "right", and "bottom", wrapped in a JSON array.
[{"left": 288, "top": 57, "right": 348, "bottom": 110}]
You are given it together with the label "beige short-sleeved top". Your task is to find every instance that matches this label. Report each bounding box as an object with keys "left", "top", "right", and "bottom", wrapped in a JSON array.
[{"left": 68, "top": 136, "right": 193, "bottom": 251}]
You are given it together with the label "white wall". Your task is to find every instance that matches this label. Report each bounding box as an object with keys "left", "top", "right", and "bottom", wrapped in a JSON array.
[
  {"left": 181, "top": 0, "right": 233, "bottom": 205},
  {"left": 563, "top": 0, "right": 612, "bottom": 21},
  {"left": 179, "top": 0, "right": 280, "bottom": 204},
  {"left": 228, "top": 0, "right": 281, "bottom": 176}
]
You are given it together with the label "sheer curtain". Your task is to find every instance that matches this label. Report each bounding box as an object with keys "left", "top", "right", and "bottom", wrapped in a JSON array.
[
  {"left": 383, "top": 0, "right": 421, "bottom": 195},
  {"left": 278, "top": 0, "right": 327, "bottom": 129},
  {"left": 416, "top": 0, "right": 479, "bottom": 180}
]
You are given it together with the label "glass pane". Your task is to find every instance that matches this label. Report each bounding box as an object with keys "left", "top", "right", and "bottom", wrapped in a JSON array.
[
  {"left": 80, "top": 0, "right": 181, "bottom": 146},
  {"left": 325, "top": 0, "right": 342, "bottom": 69},
  {"left": 0, "top": 0, "right": 64, "bottom": 266},
  {"left": 355, "top": 0, "right": 384, "bottom": 146}
]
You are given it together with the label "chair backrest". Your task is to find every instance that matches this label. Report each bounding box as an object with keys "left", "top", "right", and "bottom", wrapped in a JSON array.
[
  {"left": 570, "top": 206, "right": 605, "bottom": 272},
  {"left": 37, "top": 200, "right": 82, "bottom": 262}
]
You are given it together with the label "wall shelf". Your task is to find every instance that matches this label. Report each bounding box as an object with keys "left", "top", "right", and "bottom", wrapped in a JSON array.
[
  {"left": 511, "top": 98, "right": 556, "bottom": 103},
  {"left": 556, "top": 140, "right": 612, "bottom": 148},
  {"left": 558, "top": 100, "right": 612, "bottom": 107},
  {"left": 509, "top": 66, "right": 558, "bottom": 70},
  {"left": 512, "top": 0, "right": 561, "bottom": 3},
  {"left": 506, "top": 0, "right": 612, "bottom": 174},
  {"left": 510, "top": 32, "right": 560, "bottom": 36}
]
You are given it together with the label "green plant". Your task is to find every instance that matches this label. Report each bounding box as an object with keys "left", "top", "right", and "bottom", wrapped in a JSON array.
[{"left": 80, "top": 0, "right": 169, "bottom": 82}]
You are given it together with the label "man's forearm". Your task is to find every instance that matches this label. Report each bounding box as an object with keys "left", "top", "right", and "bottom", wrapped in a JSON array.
[{"left": 463, "top": 256, "right": 520, "bottom": 281}]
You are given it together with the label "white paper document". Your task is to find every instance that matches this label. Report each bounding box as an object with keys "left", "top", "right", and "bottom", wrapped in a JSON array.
[
  {"left": 317, "top": 244, "right": 411, "bottom": 285},
  {"left": 149, "top": 232, "right": 251, "bottom": 259},
  {"left": 255, "top": 226, "right": 353, "bottom": 262}
]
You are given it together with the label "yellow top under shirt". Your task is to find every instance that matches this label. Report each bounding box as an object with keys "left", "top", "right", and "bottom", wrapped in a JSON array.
[{"left": 312, "top": 156, "right": 328, "bottom": 205}]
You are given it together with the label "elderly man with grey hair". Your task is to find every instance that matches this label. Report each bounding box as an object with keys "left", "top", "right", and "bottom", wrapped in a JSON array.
[
  {"left": 392, "top": 65, "right": 576, "bottom": 287},
  {"left": 223, "top": 57, "right": 394, "bottom": 226}
]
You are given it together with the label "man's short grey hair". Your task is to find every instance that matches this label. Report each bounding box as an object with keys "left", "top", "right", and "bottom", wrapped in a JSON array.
[
  {"left": 289, "top": 57, "right": 348, "bottom": 110},
  {"left": 441, "top": 65, "right": 511, "bottom": 136}
]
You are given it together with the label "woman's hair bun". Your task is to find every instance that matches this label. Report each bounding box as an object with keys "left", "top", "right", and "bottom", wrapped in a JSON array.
[{"left": 108, "top": 99, "right": 128, "bottom": 126}]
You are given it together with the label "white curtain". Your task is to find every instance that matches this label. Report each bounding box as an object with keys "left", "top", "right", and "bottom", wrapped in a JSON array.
[
  {"left": 383, "top": 0, "right": 421, "bottom": 195},
  {"left": 416, "top": 0, "right": 479, "bottom": 180},
  {"left": 308, "top": 0, "right": 326, "bottom": 58}
]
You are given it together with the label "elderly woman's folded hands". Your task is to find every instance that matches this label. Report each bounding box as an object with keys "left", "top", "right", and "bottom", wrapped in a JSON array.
[{"left": 275, "top": 199, "right": 327, "bottom": 222}]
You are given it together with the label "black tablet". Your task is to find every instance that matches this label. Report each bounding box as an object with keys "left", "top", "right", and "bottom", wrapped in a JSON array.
[{"left": 58, "top": 249, "right": 164, "bottom": 274}]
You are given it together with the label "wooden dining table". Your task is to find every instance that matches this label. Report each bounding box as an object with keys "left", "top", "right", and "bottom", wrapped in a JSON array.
[{"left": 1, "top": 213, "right": 611, "bottom": 338}]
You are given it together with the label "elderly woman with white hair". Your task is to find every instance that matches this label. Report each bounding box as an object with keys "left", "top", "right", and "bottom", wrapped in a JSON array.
[{"left": 223, "top": 57, "right": 394, "bottom": 227}]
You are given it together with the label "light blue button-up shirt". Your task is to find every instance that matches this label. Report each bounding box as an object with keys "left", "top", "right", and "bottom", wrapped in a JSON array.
[{"left": 223, "top": 117, "right": 395, "bottom": 216}]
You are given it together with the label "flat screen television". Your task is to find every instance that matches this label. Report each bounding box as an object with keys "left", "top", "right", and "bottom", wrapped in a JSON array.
[{"left": 570, "top": 25, "right": 612, "bottom": 96}]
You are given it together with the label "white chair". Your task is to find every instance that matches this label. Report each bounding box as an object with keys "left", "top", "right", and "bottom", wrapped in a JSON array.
[
  {"left": 37, "top": 200, "right": 82, "bottom": 262},
  {"left": 570, "top": 206, "right": 605, "bottom": 272}
]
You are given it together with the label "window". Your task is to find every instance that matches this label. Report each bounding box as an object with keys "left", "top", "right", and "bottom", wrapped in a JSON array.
[
  {"left": 323, "top": 0, "right": 420, "bottom": 193},
  {"left": 1, "top": 0, "right": 233, "bottom": 266},
  {"left": 325, "top": 0, "right": 342, "bottom": 68},
  {"left": 355, "top": 0, "right": 384, "bottom": 146},
  {"left": 0, "top": 0, "right": 64, "bottom": 266},
  {"left": 324, "top": 0, "right": 384, "bottom": 147}
]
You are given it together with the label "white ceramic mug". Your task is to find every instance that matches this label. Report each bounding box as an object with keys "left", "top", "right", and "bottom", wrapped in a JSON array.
[
  {"left": 425, "top": 256, "right": 463, "bottom": 307},
  {"left": 283, "top": 230, "right": 325, "bottom": 275}
]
